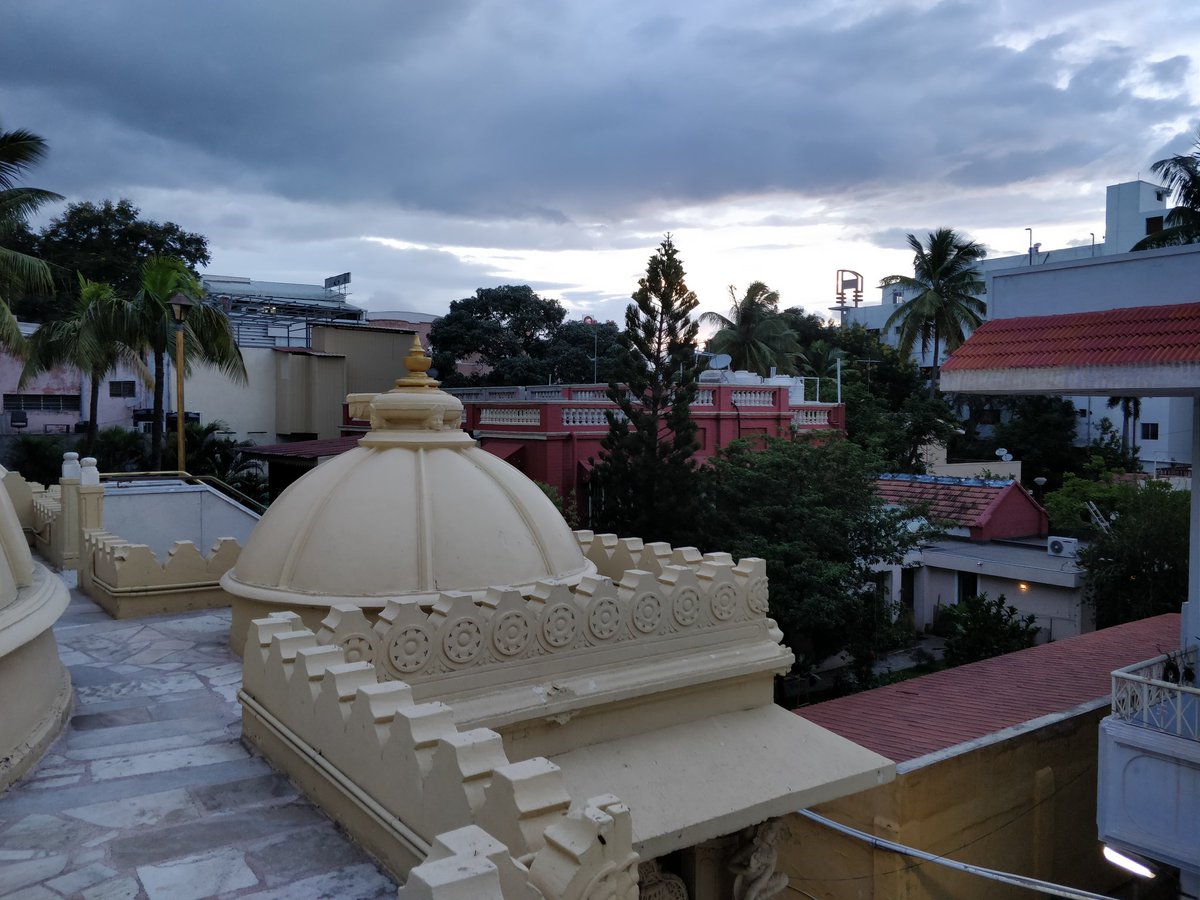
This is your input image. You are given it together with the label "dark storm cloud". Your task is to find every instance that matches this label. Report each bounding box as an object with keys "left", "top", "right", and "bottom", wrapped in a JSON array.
[{"left": 2, "top": 0, "right": 1191, "bottom": 223}]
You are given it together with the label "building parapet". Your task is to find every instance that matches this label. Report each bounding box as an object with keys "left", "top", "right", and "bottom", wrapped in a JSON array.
[
  {"left": 242, "top": 610, "right": 639, "bottom": 894},
  {"left": 1110, "top": 646, "right": 1199, "bottom": 741}
]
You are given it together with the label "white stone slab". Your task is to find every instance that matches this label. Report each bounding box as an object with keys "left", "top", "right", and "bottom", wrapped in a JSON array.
[
  {"left": 90, "top": 743, "right": 249, "bottom": 781},
  {"left": 81, "top": 874, "right": 141, "bottom": 900},
  {"left": 45, "top": 861, "right": 118, "bottom": 894},
  {"left": 0, "top": 854, "right": 68, "bottom": 892},
  {"left": 65, "top": 788, "right": 205, "bottom": 829},
  {"left": 138, "top": 848, "right": 258, "bottom": 900}
]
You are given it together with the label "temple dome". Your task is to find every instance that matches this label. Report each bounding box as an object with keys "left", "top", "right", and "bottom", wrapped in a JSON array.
[{"left": 222, "top": 338, "right": 593, "bottom": 609}]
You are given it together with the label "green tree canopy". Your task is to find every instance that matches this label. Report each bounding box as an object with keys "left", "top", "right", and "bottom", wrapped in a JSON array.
[
  {"left": 699, "top": 281, "right": 799, "bottom": 375},
  {"left": 0, "top": 122, "right": 63, "bottom": 348},
  {"left": 940, "top": 593, "right": 1039, "bottom": 666},
  {"left": 28, "top": 199, "right": 209, "bottom": 322},
  {"left": 881, "top": 228, "right": 986, "bottom": 396},
  {"left": 590, "top": 236, "right": 701, "bottom": 544},
  {"left": 1079, "top": 481, "right": 1190, "bottom": 628},
  {"left": 700, "top": 434, "right": 930, "bottom": 675}
]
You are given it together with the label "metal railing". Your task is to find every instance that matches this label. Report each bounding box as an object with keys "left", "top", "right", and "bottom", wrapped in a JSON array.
[
  {"left": 99, "top": 470, "right": 267, "bottom": 516},
  {"left": 1111, "top": 646, "right": 1199, "bottom": 741}
]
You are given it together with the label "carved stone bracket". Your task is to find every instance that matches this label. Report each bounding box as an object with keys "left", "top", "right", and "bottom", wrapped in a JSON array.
[
  {"left": 728, "top": 819, "right": 790, "bottom": 900},
  {"left": 638, "top": 859, "right": 688, "bottom": 900}
]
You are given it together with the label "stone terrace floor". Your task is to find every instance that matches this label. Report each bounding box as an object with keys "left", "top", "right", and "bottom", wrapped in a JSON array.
[{"left": 0, "top": 579, "right": 398, "bottom": 900}]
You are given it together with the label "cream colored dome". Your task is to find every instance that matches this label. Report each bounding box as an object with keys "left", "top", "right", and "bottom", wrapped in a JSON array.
[
  {"left": 223, "top": 337, "right": 593, "bottom": 609},
  {"left": 0, "top": 466, "right": 34, "bottom": 611}
]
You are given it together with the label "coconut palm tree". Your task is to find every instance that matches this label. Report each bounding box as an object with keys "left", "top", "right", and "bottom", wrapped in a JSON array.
[
  {"left": 20, "top": 276, "right": 147, "bottom": 453},
  {"left": 118, "top": 256, "right": 247, "bottom": 469},
  {"left": 881, "top": 229, "right": 986, "bottom": 397},
  {"left": 699, "top": 282, "right": 800, "bottom": 376},
  {"left": 1132, "top": 129, "right": 1200, "bottom": 250},
  {"left": 0, "top": 123, "right": 63, "bottom": 351},
  {"left": 1106, "top": 396, "right": 1142, "bottom": 462},
  {"left": 798, "top": 339, "right": 846, "bottom": 401}
]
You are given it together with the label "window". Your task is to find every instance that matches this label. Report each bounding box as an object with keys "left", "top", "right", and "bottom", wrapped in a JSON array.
[
  {"left": 1141, "top": 422, "right": 1160, "bottom": 441},
  {"left": 3, "top": 394, "right": 81, "bottom": 412},
  {"left": 109, "top": 380, "right": 136, "bottom": 398},
  {"left": 1145, "top": 215, "right": 1164, "bottom": 236},
  {"left": 957, "top": 571, "right": 978, "bottom": 603}
]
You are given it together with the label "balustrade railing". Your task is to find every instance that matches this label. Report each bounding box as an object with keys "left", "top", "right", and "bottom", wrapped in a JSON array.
[
  {"left": 1111, "top": 646, "right": 1199, "bottom": 741},
  {"left": 561, "top": 407, "right": 612, "bottom": 427},
  {"left": 730, "top": 388, "right": 776, "bottom": 407},
  {"left": 478, "top": 408, "right": 541, "bottom": 427},
  {"left": 792, "top": 408, "right": 831, "bottom": 428}
]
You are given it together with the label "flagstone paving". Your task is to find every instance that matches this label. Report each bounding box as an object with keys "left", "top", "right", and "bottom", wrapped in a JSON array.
[{"left": 0, "top": 585, "right": 397, "bottom": 899}]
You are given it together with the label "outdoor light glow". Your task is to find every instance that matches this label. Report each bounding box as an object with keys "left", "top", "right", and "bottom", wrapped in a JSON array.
[
  {"left": 1018, "top": 582, "right": 1029, "bottom": 592},
  {"left": 1103, "top": 846, "right": 1155, "bottom": 879}
]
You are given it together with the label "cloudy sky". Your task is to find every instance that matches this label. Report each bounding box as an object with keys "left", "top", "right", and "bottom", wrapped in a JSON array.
[{"left": 4, "top": 1, "right": 1199, "bottom": 324}]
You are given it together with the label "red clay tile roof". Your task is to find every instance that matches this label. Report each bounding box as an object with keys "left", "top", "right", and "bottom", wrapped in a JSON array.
[
  {"left": 942, "top": 301, "right": 1200, "bottom": 371},
  {"left": 876, "top": 474, "right": 1009, "bottom": 529},
  {"left": 797, "top": 613, "right": 1179, "bottom": 765},
  {"left": 243, "top": 436, "right": 361, "bottom": 459}
]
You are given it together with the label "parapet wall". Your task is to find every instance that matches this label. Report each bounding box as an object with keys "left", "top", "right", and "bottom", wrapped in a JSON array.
[
  {"left": 242, "top": 611, "right": 639, "bottom": 896},
  {"left": 80, "top": 530, "right": 242, "bottom": 618}
]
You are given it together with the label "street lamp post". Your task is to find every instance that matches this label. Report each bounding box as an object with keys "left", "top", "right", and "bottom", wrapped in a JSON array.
[
  {"left": 583, "top": 315, "right": 598, "bottom": 384},
  {"left": 168, "top": 293, "right": 194, "bottom": 474}
]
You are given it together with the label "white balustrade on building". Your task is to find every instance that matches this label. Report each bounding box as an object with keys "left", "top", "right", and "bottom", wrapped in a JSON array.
[{"left": 479, "top": 408, "right": 542, "bottom": 427}]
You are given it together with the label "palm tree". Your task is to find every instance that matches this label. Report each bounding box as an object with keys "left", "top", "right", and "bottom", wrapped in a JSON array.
[
  {"left": 118, "top": 256, "right": 247, "bottom": 470},
  {"left": 1132, "top": 129, "right": 1200, "bottom": 250},
  {"left": 882, "top": 229, "right": 986, "bottom": 397},
  {"left": 0, "top": 123, "right": 63, "bottom": 351},
  {"left": 798, "top": 339, "right": 846, "bottom": 401},
  {"left": 1106, "top": 396, "right": 1142, "bottom": 462},
  {"left": 699, "top": 282, "right": 800, "bottom": 376},
  {"left": 20, "top": 276, "right": 147, "bottom": 453}
]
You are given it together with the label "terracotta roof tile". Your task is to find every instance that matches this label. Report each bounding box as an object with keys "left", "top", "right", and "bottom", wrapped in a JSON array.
[
  {"left": 797, "top": 614, "right": 1179, "bottom": 765},
  {"left": 942, "top": 301, "right": 1200, "bottom": 371},
  {"left": 876, "top": 474, "right": 1009, "bottom": 529},
  {"left": 244, "top": 436, "right": 361, "bottom": 459}
]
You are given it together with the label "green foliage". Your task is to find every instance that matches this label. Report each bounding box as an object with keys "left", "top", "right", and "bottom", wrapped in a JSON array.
[
  {"left": 881, "top": 228, "right": 986, "bottom": 396},
  {"left": 699, "top": 434, "right": 931, "bottom": 676},
  {"left": 1085, "top": 416, "right": 1138, "bottom": 473},
  {"left": 534, "top": 480, "right": 580, "bottom": 530},
  {"left": 2, "top": 434, "right": 77, "bottom": 487},
  {"left": 699, "top": 282, "right": 799, "bottom": 375},
  {"left": 1042, "top": 472, "right": 1127, "bottom": 537},
  {"left": 28, "top": 199, "right": 209, "bottom": 321},
  {"left": 0, "top": 122, "right": 62, "bottom": 350},
  {"left": 1131, "top": 129, "right": 1200, "bottom": 251},
  {"left": 176, "top": 420, "right": 267, "bottom": 504},
  {"left": 91, "top": 426, "right": 149, "bottom": 473},
  {"left": 1079, "top": 481, "right": 1190, "bottom": 628},
  {"left": 941, "top": 593, "right": 1039, "bottom": 666},
  {"left": 992, "top": 396, "right": 1081, "bottom": 489},
  {"left": 591, "top": 236, "right": 701, "bottom": 545}
]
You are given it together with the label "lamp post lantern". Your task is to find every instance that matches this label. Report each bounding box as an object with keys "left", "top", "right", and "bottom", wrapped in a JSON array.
[{"left": 168, "top": 293, "right": 194, "bottom": 474}]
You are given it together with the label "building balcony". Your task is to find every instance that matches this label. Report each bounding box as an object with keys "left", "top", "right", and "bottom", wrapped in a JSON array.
[{"left": 1097, "top": 646, "right": 1200, "bottom": 876}]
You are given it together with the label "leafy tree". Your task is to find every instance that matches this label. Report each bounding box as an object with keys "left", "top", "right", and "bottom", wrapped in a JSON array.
[
  {"left": 30, "top": 199, "right": 209, "bottom": 322},
  {"left": 429, "top": 285, "right": 566, "bottom": 384},
  {"left": 91, "top": 426, "right": 149, "bottom": 473},
  {"left": 779, "top": 308, "right": 833, "bottom": 347},
  {"left": 881, "top": 228, "right": 986, "bottom": 396},
  {"left": 181, "top": 420, "right": 267, "bottom": 504},
  {"left": 1132, "top": 129, "right": 1200, "bottom": 250},
  {"left": 1042, "top": 471, "right": 1128, "bottom": 537},
  {"left": 0, "top": 123, "right": 62, "bottom": 348},
  {"left": 20, "top": 276, "right": 147, "bottom": 452},
  {"left": 590, "top": 236, "right": 701, "bottom": 544},
  {"left": 700, "top": 435, "right": 930, "bottom": 678},
  {"left": 797, "top": 339, "right": 844, "bottom": 401},
  {"left": 3, "top": 434, "right": 77, "bottom": 487},
  {"left": 941, "top": 593, "right": 1039, "bottom": 666},
  {"left": 1079, "top": 481, "right": 1190, "bottom": 628},
  {"left": 115, "top": 257, "right": 246, "bottom": 469},
  {"left": 990, "top": 396, "right": 1082, "bottom": 489},
  {"left": 699, "top": 282, "right": 799, "bottom": 375},
  {"left": 1105, "top": 396, "right": 1141, "bottom": 460}
]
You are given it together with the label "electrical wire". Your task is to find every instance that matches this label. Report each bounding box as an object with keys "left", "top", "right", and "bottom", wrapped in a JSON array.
[{"left": 798, "top": 810, "right": 1118, "bottom": 899}]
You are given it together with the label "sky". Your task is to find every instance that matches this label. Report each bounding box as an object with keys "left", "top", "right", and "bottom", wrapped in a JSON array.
[{"left": 4, "top": 1, "right": 1199, "bottom": 326}]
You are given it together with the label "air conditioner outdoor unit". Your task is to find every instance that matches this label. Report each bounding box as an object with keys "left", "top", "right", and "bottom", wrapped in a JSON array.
[{"left": 1047, "top": 536, "right": 1078, "bottom": 558}]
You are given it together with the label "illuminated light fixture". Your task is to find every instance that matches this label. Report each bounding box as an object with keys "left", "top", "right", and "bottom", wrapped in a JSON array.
[
  {"left": 1103, "top": 845, "right": 1155, "bottom": 879},
  {"left": 1018, "top": 582, "right": 1029, "bottom": 592}
]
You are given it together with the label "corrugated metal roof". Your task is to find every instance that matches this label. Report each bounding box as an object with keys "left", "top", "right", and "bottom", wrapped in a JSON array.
[
  {"left": 942, "top": 301, "right": 1200, "bottom": 372},
  {"left": 797, "top": 613, "right": 1178, "bottom": 765}
]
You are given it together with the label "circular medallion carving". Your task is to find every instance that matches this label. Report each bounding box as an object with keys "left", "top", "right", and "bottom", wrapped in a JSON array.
[
  {"left": 492, "top": 610, "right": 532, "bottom": 657},
  {"left": 673, "top": 588, "right": 701, "bottom": 627},
  {"left": 711, "top": 583, "right": 737, "bottom": 620},
  {"left": 632, "top": 592, "right": 662, "bottom": 633},
  {"left": 443, "top": 617, "right": 484, "bottom": 664},
  {"left": 588, "top": 597, "right": 621, "bottom": 640},
  {"left": 542, "top": 603, "right": 578, "bottom": 648},
  {"left": 339, "top": 632, "right": 375, "bottom": 664},
  {"left": 388, "top": 624, "right": 431, "bottom": 673},
  {"left": 748, "top": 577, "right": 770, "bottom": 613}
]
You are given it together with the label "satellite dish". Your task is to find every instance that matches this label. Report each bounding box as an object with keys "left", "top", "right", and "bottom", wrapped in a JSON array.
[
  {"left": 995, "top": 447, "right": 1008, "bottom": 457},
  {"left": 1002, "top": 453, "right": 1013, "bottom": 462},
  {"left": 708, "top": 354, "right": 732, "bottom": 370}
]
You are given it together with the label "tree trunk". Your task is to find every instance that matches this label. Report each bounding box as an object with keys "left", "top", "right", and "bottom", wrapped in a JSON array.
[
  {"left": 1120, "top": 403, "right": 1130, "bottom": 457},
  {"left": 152, "top": 348, "right": 165, "bottom": 470},
  {"left": 86, "top": 372, "right": 101, "bottom": 454},
  {"left": 929, "top": 326, "right": 941, "bottom": 398}
]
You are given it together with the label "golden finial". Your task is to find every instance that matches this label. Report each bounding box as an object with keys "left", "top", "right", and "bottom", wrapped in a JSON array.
[{"left": 395, "top": 334, "right": 439, "bottom": 389}]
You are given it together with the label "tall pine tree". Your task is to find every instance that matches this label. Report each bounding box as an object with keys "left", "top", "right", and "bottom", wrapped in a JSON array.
[{"left": 591, "top": 236, "right": 701, "bottom": 545}]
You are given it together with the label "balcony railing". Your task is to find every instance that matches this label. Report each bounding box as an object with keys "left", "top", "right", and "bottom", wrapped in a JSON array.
[{"left": 1111, "top": 646, "right": 1199, "bottom": 741}]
